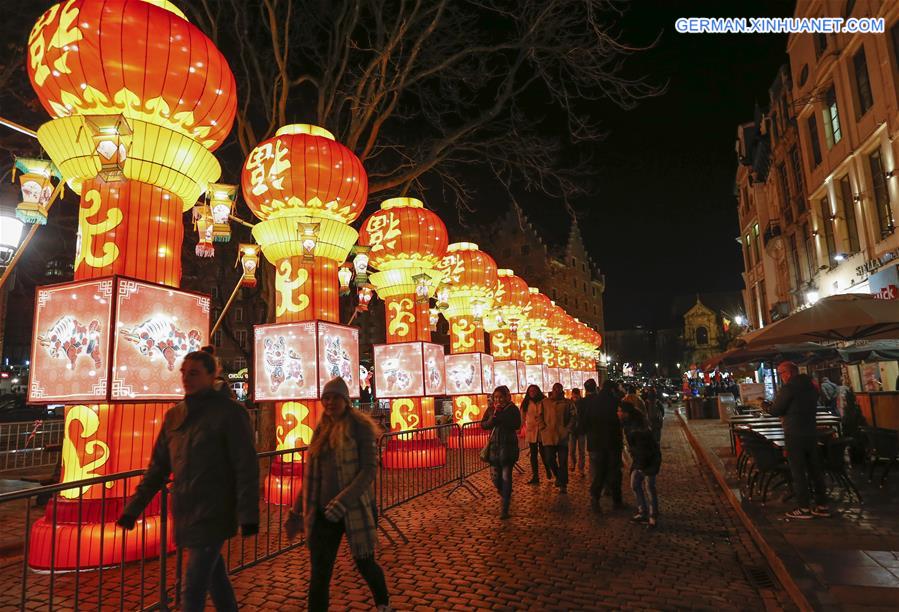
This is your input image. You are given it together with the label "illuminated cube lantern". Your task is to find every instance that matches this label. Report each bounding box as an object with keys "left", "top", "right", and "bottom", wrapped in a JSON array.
[
  {"left": 373, "top": 342, "right": 446, "bottom": 399},
  {"left": 545, "top": 366, "right": 561, "bottom": 389},
  {"left": 253, "top": 321, "right": 360, "bottom": 402},
  {"left": 525, "top": 363, "right": 548, "bottom": 390},
  {"left": 28, "top": 276, "right": 210, "bottom": 404},
  {"left": 561, "top": 368, "right": 572, "bottom": 391},
  {"left": 493, "top": 360, "right": 527, "bottom": 394},
  {"left": 444, "top": 352, "right": 494, "bottom": 396}
]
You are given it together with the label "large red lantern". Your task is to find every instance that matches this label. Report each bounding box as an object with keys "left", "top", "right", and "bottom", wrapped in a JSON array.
[
  {"left": 25, "top": 0, "right": 233, "bottom": 570},
  {"left": 435, "top": 243, "right": 497, "bottom": 428},
  {"left": 359, "top": 197, "right": 448, "bottom": 467},
  {"left": 242, "top": 124, "right": 366, "bottom": 503}
]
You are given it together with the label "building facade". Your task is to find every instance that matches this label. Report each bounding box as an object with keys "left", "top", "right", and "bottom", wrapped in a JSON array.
[{"left": 736, "top": 0, "right": 899, "bottom": 328}]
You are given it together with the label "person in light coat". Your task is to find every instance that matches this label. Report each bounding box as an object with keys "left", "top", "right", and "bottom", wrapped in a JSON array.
[
  {"left": 537, "top": 383, "right": 575, "bottom": 494},
  {"left": 521, "top": 384, "right": 551, "bottom": 484}
]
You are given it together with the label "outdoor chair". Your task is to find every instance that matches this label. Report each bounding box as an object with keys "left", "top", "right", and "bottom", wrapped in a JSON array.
[
  {"left": 744, "top": 440, "right": 792, "bottom": 504},
  {"left": 861, "top": 427, "right": 899, "bottom": 488},
  {"left": 823, "top": 438, "right": 862, "bottom": 503}
]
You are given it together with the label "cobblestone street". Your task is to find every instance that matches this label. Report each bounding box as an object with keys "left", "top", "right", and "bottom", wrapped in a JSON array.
[{"left": 221, "top": 415, "right": 793, "bottom": 610}]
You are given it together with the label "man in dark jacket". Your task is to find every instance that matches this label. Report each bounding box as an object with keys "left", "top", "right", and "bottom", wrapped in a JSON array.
[
  {"left": 117, "top": 351, "right": 259, "bottom": 611},
  {"left": 581, "top": 378, "right": 624, "bottom": 513},
  {"left": 769, "top": 361, "right": 829, "bottom": 520}
]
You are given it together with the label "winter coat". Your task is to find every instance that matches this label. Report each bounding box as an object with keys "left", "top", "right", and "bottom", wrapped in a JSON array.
[
  {"left": 521, "top": 397, "right": 544, "bottom": 444},
  {"left": 124, "top": 389, "right": 259, "bottom": 548},
  {"left": 582, "top": 390, "right": 623, "bottom": 452},
  {"left": 625, "top": 427, "right": 661, "bottom": 475},
  {"left": 537, "top": 396, "right": 574, "bottom": 446},
  {"left": 769, "top": 373, "right": 819, "bottom": 438},
  {"left": 482, "top": 402, "right": 522, "bottom": 466}
]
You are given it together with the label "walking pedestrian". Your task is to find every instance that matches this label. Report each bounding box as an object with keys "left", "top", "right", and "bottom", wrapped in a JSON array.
[
  {"left": 284, "top": 377, "right": 391, "bottom": 612},
  {"left": 570, "top": 388, "right": 587, "bottom": 474},
  {"left": 117, "top": 351, "right": 259, "bottom": 612},
  {"left": 200, "top": 344, "right": 237, "bottom": 400},
  {"left": 538, "top": 383, "right": 575, "bottom": 494},
  {"left": 481, "top": 385, "right": 523, "bottom": 519},
  {"left": 768, "top": 361, "right": 831, "bottom": 520},
  {"left": 618, "top": 402, "right": 661, "bottom": 528},
  {"left": 581, "top": 378, "right": 624, "bottom": 513},
  {"left": 521, "top": 384, "right": 551, "bottom": 484}
]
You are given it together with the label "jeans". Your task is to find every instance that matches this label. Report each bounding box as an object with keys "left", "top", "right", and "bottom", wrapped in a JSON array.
[
  {"left": 308, "top": 510, "right": 389, "bottom": 612},
  {"left": 785, "top": 435, "right": 828, "bottom": 509},
  {"left": 569, "top": 434, "right": 587, "bottom": 470},
  {"left": 631, "top": 469, "right": 658, "bottom": 518},
  {"left": 589, "top": 449, "right": 623, "bottom": 504},
  {"left": 528, "top": 442, "right": 551, "bottom": 479},
  {"left": 182, "top": 542, "right": 237, "bottom": 612},
  {"left": 544, "top": 445, "right": 569, "bottom": 487},
  {"left": 490, "top": 464, "right": 513, "bottom": 513}
]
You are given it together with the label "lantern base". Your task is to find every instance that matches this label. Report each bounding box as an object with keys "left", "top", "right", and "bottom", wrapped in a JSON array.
[
  {"left": 28, "top": 514, "right": 174, "bottom": 571},
  {"left": 382, "top": 438, "right": 447, "bottom": 469},
  {"left": 447, "top": 428, "right": 489, "bottom": 450},
  {"left": 263, "top": 470, "right": 303, "bottom": 506},
  {"left": 15, "top": 204, "right": 48, "bottom": 225}
]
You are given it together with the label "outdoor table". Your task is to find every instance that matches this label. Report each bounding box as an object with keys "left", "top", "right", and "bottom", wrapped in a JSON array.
[{"left": 730, "top": 416, "right": 841, "bottom": 454}]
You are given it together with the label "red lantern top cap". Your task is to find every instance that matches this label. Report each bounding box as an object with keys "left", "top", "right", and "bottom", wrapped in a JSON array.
[
  {"left": 497, "top": 269, "right": 513, "bottom": 277},
  {"left": 447, "top": 242, "right": 478, "bottom": 253},
  {"left": 381, "top": 197, "right": 423, "bottom": 210},
  {"left": 140, "top": 0, "right": 187, "bottom": 19},
  {"left": 275, "top": 124, "right": 334, "bottom": 140}
]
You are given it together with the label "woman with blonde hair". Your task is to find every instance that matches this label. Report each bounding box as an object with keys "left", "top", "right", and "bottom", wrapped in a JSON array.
[{"left": 285, "top": 377, "right": 391, "bottom": 611}]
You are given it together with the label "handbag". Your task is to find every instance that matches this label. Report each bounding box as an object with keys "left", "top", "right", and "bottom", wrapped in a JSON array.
[{"left": 479, "top": 430, "right": 494, "bottom": 463}]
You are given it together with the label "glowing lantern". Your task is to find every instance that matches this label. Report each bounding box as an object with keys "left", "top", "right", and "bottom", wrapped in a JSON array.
[
  {"left": 193, "top": 204, "right": 215, "bottom": 257},
  {"left": 357, "top": 284, "right": 374, "bottom": 311},
  {"left": 13, "top": 158, "right": 60, "bottom": 225},
  {"left": 489, "top": 269, "right": 529, "bottom": 411},
  {"left": 337, "top": 264, "right": 353, "bottom": 295},
  {"left": 238, "top": 244, "right": 259, "bottom": 288},
  {"left": 242, "top": 123, "right": 367, "bottom": 503},
  {"left": 434, "top": 242, "right": 497, "bottom": 429},
  {"left": 359, "top": 197, "right": 449, "bottom": 466},
  {"left": 520, "top": 288, "right": 552, "bottom": 367},
  {"left": 208, "top": 183, "right": 236, "bottom": 242},
  {"left": 25, "top": 0, "right": 234, "bottom": 570}
]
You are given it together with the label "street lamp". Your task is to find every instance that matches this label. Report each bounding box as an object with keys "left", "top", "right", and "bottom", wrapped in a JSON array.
[
  {"left": 0, "top": 186, "right": 25, "bottom": 269},
  {"left": 805, "top": 289, "right": 820, "bottom": 305},
  {"left": 734, "top": 314, "right": 746, "bottom": 326}
]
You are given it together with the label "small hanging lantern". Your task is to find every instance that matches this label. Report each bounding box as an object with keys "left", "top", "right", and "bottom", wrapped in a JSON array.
[
  {"left": 356, "top": 283, "right": 374, "bottom": 311},
  {"left": 83, "top": 114, "right": 132, "bottom": 182},
  {"left": 436, "top": 284, "right": 450, "bottom": 311},
  {"left": 299, "top": 221, "right": 319, "bottom": 261},
  {"left": 193, "top": 204, "right": 215, "bottom": 257},
  {"left": 413, "top": 272, "right": 431, "bottom": 303},
  {"left": 338, "top": 264, "right": 353, "bottom": 295},
  {"left": 238, "top": 243, "right": 259, "bottom": 287},
  {"left": 13, "top": 158, "right": 60, "bottom": 225},
  {"left": 208, "top": 183, "right": 237, "bottom": 243},
  {"left": 471, "top": 298, "right": 486, "bottom": 321},
  {"left": 353, "top": 245, "right": 371, "bottom": 284}
]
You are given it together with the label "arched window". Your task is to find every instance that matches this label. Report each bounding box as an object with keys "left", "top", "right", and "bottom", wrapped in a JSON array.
[{"left": 695, "top": 326, "right": 709, "bottom": 346}]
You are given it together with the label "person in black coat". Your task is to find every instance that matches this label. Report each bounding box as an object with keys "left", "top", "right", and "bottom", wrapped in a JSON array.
[
  {"left": 768, "top": 361, "right": 830, "bottom": 520},
  {"left": 482, "top": 386, "right": 522, "bottom": 519},
  {"left": 580, "top": 378, "right": 624, "bottom": 513},
  {"left": 618, "top": 402, "right": 661, "bottom": 528}
]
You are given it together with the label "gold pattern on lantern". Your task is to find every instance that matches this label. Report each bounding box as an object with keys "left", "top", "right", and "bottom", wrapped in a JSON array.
[
  {"left": 59, "top": 405, "right": 113, "bottom": 499},
  {"left": 246, "top": 139, "right": 291, "bottom": 197},
  {"left": 454, "top": 396, "right": 481, "bottom": 425},
  {"left": 28, "top": 1, "right": 82, "bottom": 87},
  {"left": 387, "top": 298, "right": 415, "bottom": 338},
  {"left": 276, "top": 402, "right": 314, "bottom": 462},
  {"left": 75, "top": 189, "right": 123, "bottom": 270},
  {"left": 492, "top": 331, "right": 512, "bottom": 358},
  {"left": 275, "top": 259, "right": 310, "bottom": 317},
  {"left": 451, "top": 319, "right": 476, "bottom": 351},
  {"left": 364, "top": 211, "right": 402, "bottom": 254},
  {"left": 390, "top": 399, "right": 419, "bottom": 432}
]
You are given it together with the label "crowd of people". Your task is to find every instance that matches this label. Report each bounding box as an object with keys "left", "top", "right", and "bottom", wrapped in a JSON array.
[{"left": 481, "top": 379, "right": 666, "bottom": 527}]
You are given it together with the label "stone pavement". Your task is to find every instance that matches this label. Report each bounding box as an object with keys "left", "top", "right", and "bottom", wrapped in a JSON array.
[
  {"left": 684, "top": 415, "right": 899, "bottom": 610},
  {"left": 223, "top": 416, "right": 794, "bottom": 610}
]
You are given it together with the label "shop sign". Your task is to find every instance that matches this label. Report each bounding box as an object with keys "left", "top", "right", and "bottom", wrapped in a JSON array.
[
  {"left": 856, "top": 249, "right": 899, "bottom": 280},
  {"left": 869, "top": 265, "right": 899, "bottom": 301}
]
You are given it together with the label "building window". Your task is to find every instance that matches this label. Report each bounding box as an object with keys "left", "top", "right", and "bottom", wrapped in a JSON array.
[
  {"left": 777, "top": 163, "right": 792, "bottom": 223},
  {"left": 752, "top": 223, "right": 761, "bottom": 264},
  {"left": 695, "top": 326, "right": 709, "bottom": 346},
  {"left": 758, "top": 279, "right": 767, "bottom": 325},
  {"left": 521, "top": 244, "right": 530, "bottom": 255},
  {"left": 853, "top": 47, "right": 874, "bottom": 116},
  {"left": 213, "top": 330, "right": 222, "bottom": 347},
  {"left": 235, "top": 307, "right": 244, "bottom": 323},
  {"left": 233, "top": 357, "right": 247, "bottom": 371},
  {"left": 744, "top": 233, "right": 753, "bottom": 268},
  {"left": 807, "top": 114, "right": 822, "bottom": 167},
  {"left": 788, "top": 234, "right": 802, "bottom": 287},
  {"left": 211, "top": 286, "right": 220, "bottom": 299},
  {"left": 823, "top": 86, "right": 842, "bottom": 147},
  {"left": 820, "top": 196, "right": 836, "bottom": 264},
  {"left": 814, "top": 32, "right": 828, "bottom": 58},
  {"left": 790, "top": 147, "right": 805, "bottom": 211},
  {"left": 838, "top": 175, "right": 861, "bottom": 253},
  {"left": 868, "top": 148, "right": 895, "bottom": 238},
  {"left": 803, "top": 222, "right": 817, "bottom": 278},
  {"left": 235, "top": 329, "right": 248, "bottom": 349}
]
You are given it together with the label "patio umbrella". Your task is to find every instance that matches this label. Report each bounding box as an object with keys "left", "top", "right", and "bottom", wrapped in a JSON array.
[
  {"left": 700, "top": 342, "right": 837, "bottom": 371},
  {"left": 735, "top": 293, "right": 899, "bottom": 349},
  {"left": 838, "top": 339, "right": 899, "bottom": 364}
]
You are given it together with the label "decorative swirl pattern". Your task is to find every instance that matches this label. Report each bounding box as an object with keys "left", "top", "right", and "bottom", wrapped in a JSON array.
[
  {"left": 276, "top": 401, "right": 314, "bottom": 463},
  {"left": 75, "top": 189, "right": 123, "bottom": 271},
  {"left": 388, "top": 298, "right": 416, "bottom": 338},
  {"left": 275, "top": 259, "right": 311, "bottom": 317},
  {"left": 59, "top": 405, "right": 112, "bottom": 499}
]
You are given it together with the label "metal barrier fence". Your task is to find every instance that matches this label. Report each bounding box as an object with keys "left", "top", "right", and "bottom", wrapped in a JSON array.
[
  {"left": 0, "top": 445, "right": 308, "bottom": 611},
  {"left": 0, "top": 419, "right": 64, "bottom": 474}
]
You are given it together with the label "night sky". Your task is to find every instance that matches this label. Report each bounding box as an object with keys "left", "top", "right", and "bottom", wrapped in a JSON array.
[{"left": 532, "top": 0, "right": 793, "bottom": 330}]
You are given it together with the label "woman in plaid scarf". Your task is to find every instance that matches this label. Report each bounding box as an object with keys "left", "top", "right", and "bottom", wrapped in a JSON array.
[{"left": 285, "top": 377, "right": 391, "bottom": 612}]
